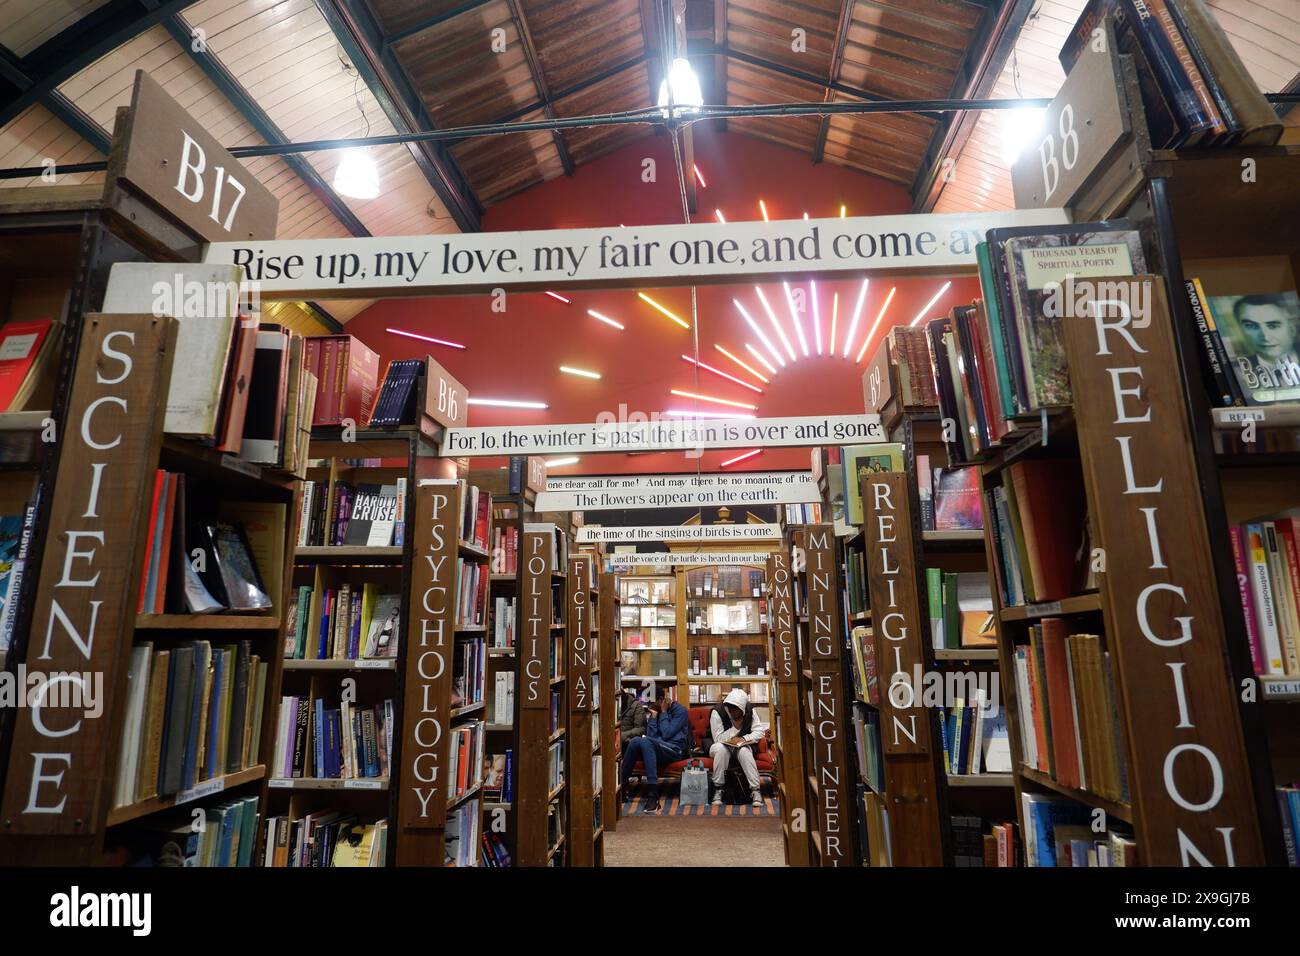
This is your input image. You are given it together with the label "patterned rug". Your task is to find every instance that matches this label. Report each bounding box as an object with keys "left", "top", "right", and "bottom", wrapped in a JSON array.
[{"left": 622, "top": 792, "right": 779, "bottom": 817}]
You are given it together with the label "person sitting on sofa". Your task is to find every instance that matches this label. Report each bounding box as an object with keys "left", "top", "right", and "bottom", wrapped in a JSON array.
[
  {"left": 709, "top": 688, "right": 767, "bottom": 808},
  {"left": 621, "top": 685, "right": 690, "bottom": 813},
  {"left": 619, "top": 690, "right": 646, "bottom": 754}
]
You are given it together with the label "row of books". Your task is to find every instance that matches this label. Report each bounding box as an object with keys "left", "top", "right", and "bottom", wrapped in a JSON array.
[
  {"left": 444, "top": 798, "right": 481, "bottom": 867},
  {"left": 103, "top": 265, "right": 318, "bottom": 472},
  {"left": 263, "top": 814, "right": 387, "bottom": 867},
  {"left": 304, "top": 334, "right": 380, "bottom": 428},
  {"left": 483, "top": 750, "right": 513, "bottom": 803},
  {"left": 490, "top": 520, "right": 518, "bottom": 574},
  {"left": 446, "top": 719, "right": 486, "bottom": 803},
  {"left": 299, "top": 479, "right": 405, "bottom": 549},
  {"left": 988, "top": 459, "right": 1091, "bottom": 606},
  {"left": 952, "top": 816, "right": 1018, "bottom": 867},
  {"left": 852, "top": 704, "right": 884, "bottom": 794},
  {"left": 624, "top": 604, "right": 676, "bottom": 627},
  {"left": 369, "top": 357, "right": 426, "bottom": 427},
  {"left": 138, "top": 473, "right": 279, "bottom": 614},
  {"left": 687, "top": 682, "right": 769, "bottom": 710},
  {"left": 492, "top": 596, "right": 516, "bottom": 648},
  {"left": 844, "top": 545, "right": 867, "bottom": 616},
  {"left": 684, "top": 566, "right": 766, "bottom": 598},
  {"left": 272, "top": 694, "right": 393, "bottom": 780},
  {"left": 917, "top": 458, "right": 983, "bottom": 531},
  {"left": 623, "top": 577, "right": 674, "bottom": 604},
  {"left": 781, "top": 502, "right": 823, "bottom": 525},
  {"left": 489, "top": 672, "right": 515, "bottom": 726},
  {"left": 939, "top": 691, "right": 1011, "bottom": 776},
  {"left": 926, "top": 570, "right": 995, "bottom": 650},
  {"left": 847, "top": 626, "right": 879, "bottom": 707},
  {"left": 114, "top": 641, "right": 267, "bottom": 807},
  {"left": 123, "top": 796, "right": 261, "bottom": 867},
  {"left": 549, "top": 690, "right": 564, "bottom": 735},
  {"left": 1013, "top": 623, "right": 1130, "bottom": 803},
  {"left": 621, "top": 649, "right": 676, "bottom": 678},
  {"left": 623, "top": 627, "right": 672, "bottom": 648},
  {"left": 684, "top": 601, "right": 759, "bottom": 634},
  {"left": 1062, "top": 0, "right": 1283, "bottom": 149},
  {"left": 686, "top": 645, "right": 766, "bottom": 677},
  {"left": 456, "top": 557, "right": 490, "bottom": 629},
  {"left": 285, "top": 583, "right": 401, "bottom": 660},
  {"left": 1185, "top": 280, "right": 1300, "bottom": 407},
  {"left": 548, "top": 739, "right": 565, "bottom": 793},
  {"left": 450, "top": 637, "right": 487, "bottom": 709},
  {"left": 459, "top": 481, "right": 492, "bottom": 551},
  {"left": 1278, "top": 788, "right": 1300, "bottom": 867},
  {"left": 481, "top": 831, "right": 513, "bottom": 867},
  {"left": 0, "top": 503, "right": 35, "bottom": 656},
  {"left": 1228, "top": 518, "right": 1300, "bottom": 677},
  {"left": 1022, "top": 793, "right": 1138, "bottom": 867}
]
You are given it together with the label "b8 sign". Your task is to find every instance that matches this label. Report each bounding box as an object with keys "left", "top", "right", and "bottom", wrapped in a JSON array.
[{"left": 1035, "top": 103, "right": 1080, "bottom": 204}]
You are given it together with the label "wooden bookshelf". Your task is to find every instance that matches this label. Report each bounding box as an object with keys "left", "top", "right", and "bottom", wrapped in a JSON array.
[
  {"left": 565, "top": 554, "right": 601, "bottom": 866},
  {"left": 597, "top": 570, "right": 621, "bottom": 832}
]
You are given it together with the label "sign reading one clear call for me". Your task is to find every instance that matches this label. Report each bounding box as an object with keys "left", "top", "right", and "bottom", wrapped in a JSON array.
[{"left": 202, "top": 208, "right": 1069, "bottom": 297}]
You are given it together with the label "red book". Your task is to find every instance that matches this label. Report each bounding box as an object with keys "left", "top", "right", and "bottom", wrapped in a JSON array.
[
  {"left": 1008, "top": 459, "right": 1085, "bottom": 601},
  {"left": 154, "top": 472, "right": 178, "bottom": 614},
  {"left": 338, "top": 337, "right": 380, "bottom": 426},
  {"left": 1039, "top": 618, "right": 1082, "bottom": 790},
  {"left": 318, "top": 338, "right": 338, "bottom": 426},
  {"left": 0, "top": 319, "right": 52, "bottom": 411},
  {"left": 137, "top": 470, "right": 165, "bottom": 614},
  {"left": 1229, "top": 525, "right": 1265, "bottom": 675},
  {"left": 474, "top": 493, "right": 491, "bottom": 550}
]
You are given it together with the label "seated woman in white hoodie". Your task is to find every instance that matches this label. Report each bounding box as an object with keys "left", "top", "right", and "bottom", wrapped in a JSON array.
[{"left": 708, "top": 688, "right": 767, "bottom": 807}]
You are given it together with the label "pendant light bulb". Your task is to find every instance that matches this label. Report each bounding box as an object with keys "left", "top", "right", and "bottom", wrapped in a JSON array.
[{"left": 333, "top": 148, "right": 380, "bottom": 199}]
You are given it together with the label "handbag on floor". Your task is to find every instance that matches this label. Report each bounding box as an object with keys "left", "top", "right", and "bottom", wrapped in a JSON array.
[{"left": 679, "top": 760, "right": 709, "bottom": 806}]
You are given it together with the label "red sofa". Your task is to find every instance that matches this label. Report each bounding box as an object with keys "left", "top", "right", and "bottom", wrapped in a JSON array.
[{"left": 626, "top": 704, "right": 775, "bottom": 788}]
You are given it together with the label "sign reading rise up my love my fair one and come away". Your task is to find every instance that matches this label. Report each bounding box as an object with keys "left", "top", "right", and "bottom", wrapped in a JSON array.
[
  {"left": 443, "top": 414, "right": 884, "bottom": 457},
  {"left": 202, "top": 209, "right": 1068, "bottom": 297},
  {"left": 539, "top": 471, "right": 818, "bottom": 511}
]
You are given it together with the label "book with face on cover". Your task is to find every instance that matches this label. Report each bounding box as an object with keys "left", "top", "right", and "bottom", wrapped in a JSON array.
[{"left": 1206, "top": 291, "right": 1300, "bottom": 405}]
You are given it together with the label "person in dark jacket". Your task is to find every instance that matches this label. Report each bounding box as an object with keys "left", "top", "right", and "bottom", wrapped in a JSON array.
[
  {"left": 619, "top": 691, "right": 646, "bottom": 752},
  {"left": 621, "top": 684, "right": 690, "bottom": 812}
]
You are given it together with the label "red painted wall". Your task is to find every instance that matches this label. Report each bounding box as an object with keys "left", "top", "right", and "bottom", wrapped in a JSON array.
[{"left": 345, "top": 128, "right": 978, "bottom": 474}]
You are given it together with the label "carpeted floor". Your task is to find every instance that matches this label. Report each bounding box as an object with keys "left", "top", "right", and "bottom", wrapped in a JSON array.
[
  {"left": 622, "top": 793, "right": 779, "bottom": 816},
  {"left": 603, "top": 811, "right": 786, "bottom": 867}
]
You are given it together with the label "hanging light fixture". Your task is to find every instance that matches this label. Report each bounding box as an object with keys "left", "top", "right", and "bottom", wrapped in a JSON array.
[
  {"left": 334, "top": 149, "right": 379, "bottom": 198},
  {"left": 657, "top": 57, "right": 703, "bottom": 117}
]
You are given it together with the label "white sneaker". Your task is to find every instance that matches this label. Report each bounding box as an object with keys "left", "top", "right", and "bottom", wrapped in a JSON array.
[
  {"left": 751, "top": 789, "right": 763, "bottom": 808},
  {"left": 711, "top": 792, "right": 724, "bottom": 806}
]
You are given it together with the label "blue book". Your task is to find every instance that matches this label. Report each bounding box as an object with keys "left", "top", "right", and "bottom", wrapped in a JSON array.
[
  {"left": 324, "top": 709, "right": 341, "bottom": 778},
  {"left": 1022, "top": 793, "right": 1089, "bottom": 866},
  {"left": 235, "top": 796, "right": 258, "bottom": 868},
  {"left": 504, "top": 748, "right": 514, "bottom": 803},
  {"left": 215, "top": 804, "right": 237, "bottom": 867},
  {"left": 180, "top": 641, "right": 210, "bottom": 791},
  {"left": 205, "top": 650, "right": 226, "bottom": 779},
  {"left": 318, "top": 592, "right": 331, "bottom": 659},
  {"left": 314, "top": 698, "right": 326, "bottom": 778}
]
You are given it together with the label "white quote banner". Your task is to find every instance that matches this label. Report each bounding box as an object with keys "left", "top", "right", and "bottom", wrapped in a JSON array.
[
  {"left": 608, "top": 551, "right": 773, "bottom": 567},
  {"left": 576, "top": 524, "right": 782, "bottom": 543},
  {"left": 441, "top": 414, "right": 883, "bottom": 457},
  {"left": 203, "top": 209, "right": 1068, "bottom": 297},
  {"left": 539, "top": 471, "right": 818, "bottom": 511}
]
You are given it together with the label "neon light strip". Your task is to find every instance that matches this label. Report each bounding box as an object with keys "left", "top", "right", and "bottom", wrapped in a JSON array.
[
  {"left": 842, "top": 279, "right": 869, "bottom": 359},
  {"left": 559, "top": 365, "right": 601, "bottom": 380},
  {"left": 858, "top": 286, "right": 897, "bottom": 363},
  {"left": 909, "top": 281, "right": 953, "bottom": 328},
  {"left": 755, "top": 286, "right": 797, "bottom": 363},
  {"left": 467, "top": 397, "right": 548, "bottom": 409},
  {"left": 744, "top": 343, "right": 779, "bottom": 376},
  {"left": 830, "top": 293, "right": 838, "bottom": 355},
  {"left": 714, "top": 344, "right": 770, "bottom": 384},
  {"left": 693, "top": 164, "right": 707, "bottom": 188},
  {"left": 720, "top": 449, "right": 762, "bottom": 467},
  {"left": 714, "top": 209, "right": 726, "bottom": 223},
  {"left": 386, "top": 327, "right": 467, "bottom": 350},
  {"left": 669, "top": 389, "right": 758, "bottom": 410},
  {"left": 733, "top": 299, "right": 784, "bottom": 368},
  {"left": 638, "top": 291, "right": 690, "bottom": 329},
  {"left": 810, "top": 280, "right": 823, "bottom": 355},
  {"left": 783, "top": 281, "right": 809, "bottom": 357},
  {"left": 545, "top": 457, "right": 579, "bottom": 467},
  {"left": 663, "top": 408, "right": 757, "bottom": 420},
  {"left": 545, "top": 290, "right": 571, "bottom": 304},
  {"left": 681, "top": 354, "right": 763, "bottom": 393},
  {"left": 759, "top": 199, "right": 769, "bottom": 221},
  {"left": 587, "top": 309, "right": 624, "bottom": 329}
]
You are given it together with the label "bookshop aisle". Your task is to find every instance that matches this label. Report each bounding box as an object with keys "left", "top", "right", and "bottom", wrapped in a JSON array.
[{"left": 603, "top": 815, "right": 785, "bottom": 868}]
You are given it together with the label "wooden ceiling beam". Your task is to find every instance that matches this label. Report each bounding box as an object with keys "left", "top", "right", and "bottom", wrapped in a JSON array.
[
  {"left": 314, "top": 0, "right": 482, "bottom": 230},
  {"left": 812, "top": 0, "right": 856, "bottom": 165},
  {"left": 504, "top": 0, "right": 574, "bottom": 176},
  {"left": 383, "top": 0, "right": 497, "bottom": 46},
  {"left": 712, "top": 0, "right": 727, "bottom": 129},
  {"left": 910, "top": 0, "right": 1035, "bottom": 212}
]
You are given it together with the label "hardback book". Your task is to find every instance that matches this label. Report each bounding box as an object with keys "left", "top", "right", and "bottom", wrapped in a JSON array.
[
  {"left": 0, "top": 502, "right": 34, "bottom": 654},
  {"left": 995, "top": 225, "right": 1146, "bottom": 410},
  {"left": 203, "top": 521, "right": 272, "bottom": 612},
  {"left": 306, "top": 334, "right": 381, "bottom": 426},
  {"left": 842, "top": 442, "right": 905, "bottom": 525},
  {"left": 239, "top": 325, "right": 291, "bottom": 464},
  {"left": 344, "top": 483, "right": 401, "bottom": 547},
  {"left": 0, "top": 318, "right": 55, "bottom": 412},
  {"left": 1205, "top": 291, "right": 1300, "bottom": 405},
  {"left": 363, "top": 592, "right": 402, "bottom": 658},
  {"left": 932, "top": 466, "right": 983, "bottom": 531},
  {"left": 214, "top": 318, "right": 258, "bottom": 453}
]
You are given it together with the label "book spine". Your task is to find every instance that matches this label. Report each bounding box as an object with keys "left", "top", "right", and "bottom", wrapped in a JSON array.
[
  {"left": 1146, "top": 0, "right": 1227, "bottom": 137},
  {"left": 1184, "top": 279, "right": 1235, "bottom": 406},
  {"left": 1164, "top": 0, "right": 1238, "bottom": 136},
  {"left": 1246, "top": 523, "right": 1285, "bottom": 674},
  {"left": 1122, "top": 0, "right": 1212, "bottom": 141}
]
